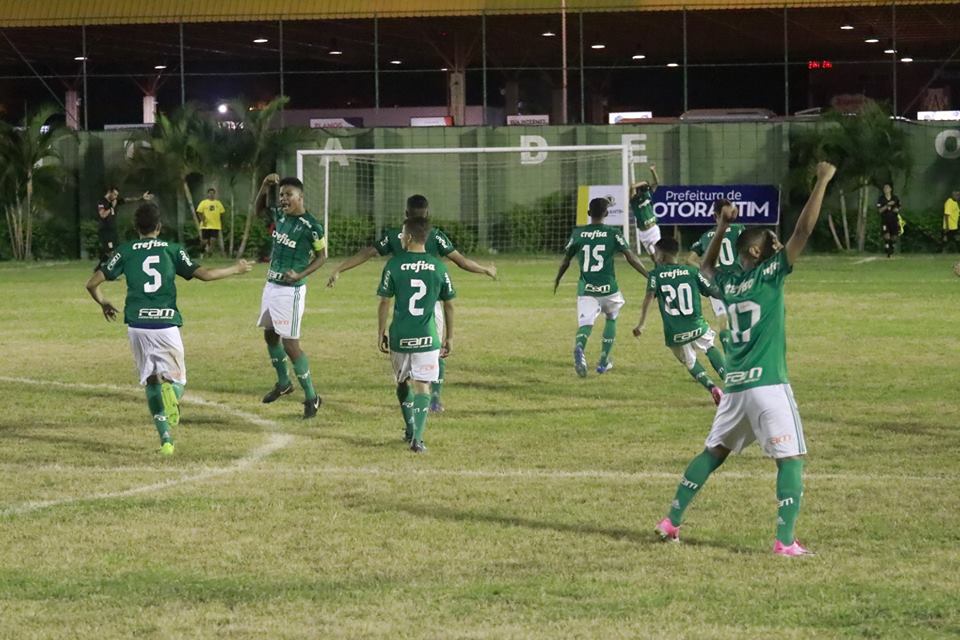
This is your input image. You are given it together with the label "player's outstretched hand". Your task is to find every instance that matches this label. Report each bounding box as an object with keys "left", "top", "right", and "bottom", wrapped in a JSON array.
[
  {"left": 816, "top": 161, "right": 837, "bottom": 182},
  {"left": 719, "top": 202, "right": 739, "bottom": 224},
  {"left": 486, "top": 265, "right": 498, "bottom": 280},
  {"left": 281, "top": 269, "right": 300, "bottom": 284},
  {"left": 326, "top": 271, "right": 340, "bottom": 288},
  {"left": 100, "top": 301, "right": 119, "bottom": 321},
  {"left": 441, "top": 340, "right": 452, "bottom": 358},
  {"left": 142, "top": 191, "right": 153, "bottom": 201},
  {"left": 378, "top": 334, "right": 389, "bottom": 354},
  {"left": 632, "top": 324, "right": 645, "bottom": 338},
  {"left": 235, "top": 259, "right": 253, "bottom": 274},
  {"left": 263, "top": 173, "right": 280, "bottom": 187}
]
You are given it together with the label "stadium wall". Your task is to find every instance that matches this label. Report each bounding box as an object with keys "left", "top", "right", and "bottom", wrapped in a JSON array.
[{"left": 13, "top": 121, "right": 959, "bottom": 260}]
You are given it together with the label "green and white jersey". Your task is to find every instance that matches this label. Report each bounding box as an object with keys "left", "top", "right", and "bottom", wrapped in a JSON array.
[
  {"left": 714, "top": 250, "right": 793, "bottom": 392},
  {"left": 647, "top": 264, "right": 715, "bottom": 346},
  {"left": 375, "top": 226, "right": 456, "bottom": 258},
  {"left": 101, "top": 238, "right": 199, "bottom": 327},
  {"left": 630, "top": 191, "right": 657, "bottom": 229},
  {"left": 564, "top": 224, "right": 629, "bottom": 297},
  {"left": 691, "top": 224, "right": 745, "bottom": 272},
  {"left": 266, "top": 207, "right": 325, "bottom": 287},
  {"left": 377, "top": 251, "right": 456, "bottom": 353}
]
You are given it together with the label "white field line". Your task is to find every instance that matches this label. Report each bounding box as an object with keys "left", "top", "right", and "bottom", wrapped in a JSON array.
[
  {"left": 0, "top": 376, "right": 293, "bottom": 517},
  {"left": 853, "top": 257, "right": 879, "bottom": 265}
]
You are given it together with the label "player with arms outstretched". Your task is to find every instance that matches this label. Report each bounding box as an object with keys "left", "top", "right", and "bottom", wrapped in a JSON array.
[
  {"left": 554, "top": 197, "right": 648, "bottom": 377},
  {"left": 255, "top": 174, "right": 327, "bottom": 418},
  {"left": 377, "top": 216, "right": 456, "bottom": 452},
  {"left": 630, "top": 164, "right": 661, "bottom": 258},
  {"left": 633, "top": 237, "right": 726, "bottom": 405},
  {"left": 85, "top": 202, "right": 251, "bottom": 454},
  {"left": 654, "top": 161, "right": 836, "bottom": 556},
  {"left": 689, "top": 200, "right": 745, "bottom": 349},
  {"left": 328, "top": 194, "right": 494, "bottom": 413}
]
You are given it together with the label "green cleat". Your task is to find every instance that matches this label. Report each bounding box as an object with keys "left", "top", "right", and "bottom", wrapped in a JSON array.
[
  {"left": 161, "top": 382, "right": 180, "bottom": 428},
  {"left": 160, "top": 442, "right": 175, "bottom": 456}
]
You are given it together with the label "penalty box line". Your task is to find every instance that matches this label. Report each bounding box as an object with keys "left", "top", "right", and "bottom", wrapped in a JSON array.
[{"left": 0, "top": 376, "right": 293, "bottom": 518}]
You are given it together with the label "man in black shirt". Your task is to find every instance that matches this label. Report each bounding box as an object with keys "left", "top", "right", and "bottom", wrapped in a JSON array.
[
  {"left": 96, "top": 186, "right": 151, "bottom": 267},
  {"left": 876, "top": 183, "right": 901, "bottom": 258}
]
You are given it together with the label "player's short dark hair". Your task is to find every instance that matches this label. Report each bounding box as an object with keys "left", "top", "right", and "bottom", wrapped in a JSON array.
[
  {"left": 278, "top": 177, "right": 304, "bottom": 191},
  {"left": 403, "top": 215, "right": 430, "bottom": 243},
  {"left": 713, "top": 198, "right": 732, "bottom": 217},
  {"left": 207, "top": 187, "right": 216, "bottom": 193},
  {"left": 406, "top": 194, "right": 430, "bottom": 219},
  {"left": 107, "top": 185, "right": 119, "bottom": 193},
  {"left": 134, "top": 202, "right": 161, "bottom": 235},
  {"left": 737, "top": 226, "right": 775, "bottom": 257},
  {"left": 655, "top": 237, "right": 680, "bottom": 255},
  {"left": 588, "top": 197, "right": 609, "bottom": 218}
]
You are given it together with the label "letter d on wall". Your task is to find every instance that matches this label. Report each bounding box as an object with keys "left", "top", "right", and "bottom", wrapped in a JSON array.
[{"left": 520, "top": 135, "right": 548, "bottom": 165}]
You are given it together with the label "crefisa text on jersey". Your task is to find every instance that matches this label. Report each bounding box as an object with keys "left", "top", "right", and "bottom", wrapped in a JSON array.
[{"left": 400, "top": 260, "right": 437, "bottom": 273}]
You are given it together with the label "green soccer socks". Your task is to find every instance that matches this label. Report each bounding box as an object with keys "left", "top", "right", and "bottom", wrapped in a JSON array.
[
  {"left": 575, "top": 325, "right": 593, "bottom": 349},
  {"left": 687, "top": 361, "right": 717, "bottom": 391},
  {"left": 430, "top": 358, "right": 446, "bottom": 404},
  {"left": 706, "top": 346, "right": 726, "bottom": 379},
  {"left": 776, "top": 458, "right": 805, "bottom": 544},
  {"left": 292, "top": 353, "right": 317, "bottom": 400},
  {"left": 267, "top": 342, "right": 291, "bottom": 387},
  {"left": 396, "top": 383, "right": 415, "bottom": 441},
  {"left": 145, "top": 383, "right": 172, "bottom": 446},
  {"left": 598, "top": 319, "right": 617, "bottom": 367},
  {"left": 668, "top": 449, "right": 726, "bottom": 526},
  {"left": 412, "top": 393, "right": 430, "bottom": 444}
]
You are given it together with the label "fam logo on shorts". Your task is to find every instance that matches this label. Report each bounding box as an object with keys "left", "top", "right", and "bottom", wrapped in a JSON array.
[{"left": 400, "top": 336, "right": 433, "bottom": 348}]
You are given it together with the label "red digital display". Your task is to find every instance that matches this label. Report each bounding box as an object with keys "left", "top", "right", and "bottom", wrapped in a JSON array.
[{"left": 808, "top": 60, "right": 833, "bottom": 70}]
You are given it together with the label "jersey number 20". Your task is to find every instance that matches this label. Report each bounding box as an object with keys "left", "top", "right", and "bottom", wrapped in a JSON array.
[
  {"left": 660, "top": 283, "right": 694, "bottom": 316},
  {"left": 142, "top": 256, "right": 162, "bottom": 293}
]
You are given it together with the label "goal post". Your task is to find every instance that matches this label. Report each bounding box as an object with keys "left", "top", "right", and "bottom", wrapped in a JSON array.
[{"left": 296, "top": 143, "right": 633, "bottom": 257}]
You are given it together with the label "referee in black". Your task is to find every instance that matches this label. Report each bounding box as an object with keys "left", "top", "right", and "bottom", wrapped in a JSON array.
[
  {"left": 876, "top": 183, "right": 901, "bottom": 258},
  {"left": 96, "top": 186, "right": 151, "bottom": 267}
]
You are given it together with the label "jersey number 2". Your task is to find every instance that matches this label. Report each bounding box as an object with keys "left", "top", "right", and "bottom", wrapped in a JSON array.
[
  {"left": 142, "top": 256, "right": 162, "bottom": 293},
  {"left": 582, "top": 245, "right": 605, "bottom": 272},
  {"left": 408, "top": 279, "right": 427, "bottom": 316}
]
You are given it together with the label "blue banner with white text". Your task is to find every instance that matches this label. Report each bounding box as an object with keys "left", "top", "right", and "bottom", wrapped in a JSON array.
[{"left": 652, "top": 185, "right": 780, "bottom": 226}]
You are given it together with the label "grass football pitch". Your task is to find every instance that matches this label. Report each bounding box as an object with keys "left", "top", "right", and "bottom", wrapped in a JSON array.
[{"left": 1, "top": 254, "right": 958, "bottom": 639}]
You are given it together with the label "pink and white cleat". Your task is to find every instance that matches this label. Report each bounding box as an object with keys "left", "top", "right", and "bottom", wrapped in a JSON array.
[
  {"left": 655, "top": 517, "right": 681, "bottom": 543},
  {"left": 773, "top": 540, "right": 815, "bottom": 557},
  {"left": 710, "top": 386, "right": 724, "bottom": 406}
]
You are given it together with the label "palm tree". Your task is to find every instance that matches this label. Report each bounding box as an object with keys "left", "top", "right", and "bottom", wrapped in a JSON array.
[{"left": 0, "top": 106, "right": 73, "bottom": 260}]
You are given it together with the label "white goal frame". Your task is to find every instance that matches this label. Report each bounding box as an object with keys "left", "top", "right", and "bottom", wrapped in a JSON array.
[{"left": 296, "top": 143, "right": 633, "bottom": 256}]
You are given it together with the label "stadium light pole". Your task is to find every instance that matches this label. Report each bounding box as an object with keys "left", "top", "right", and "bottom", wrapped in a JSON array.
[
  {"left": 579, "top": 11, "right": 585, "bottom": 123},
  {"left": 279, "top": 19, "right": 285, "bottom": 126},
  {"left": 374, "top": 15, "right": 380, "bottom": 110},
  {"left": 891, "top": 1, "right": 898, "bottom": 115},
  {"left": 179, "top": 22, "right": 185, "bottom": 105},
  {"left": 783, "top": 7, "right": 789, "bottom": 116},
  {"left": 82, "top": 24, "right": 88, "bottom": 130},
  {"left": 561, "top": 2, "right": 568, "bottom": 124},
  {"left": 481, "top": 13, "right": 487, "bottom": 125},
  {"left": 682, "top": 7, "right": 688, "bottom": 112}
]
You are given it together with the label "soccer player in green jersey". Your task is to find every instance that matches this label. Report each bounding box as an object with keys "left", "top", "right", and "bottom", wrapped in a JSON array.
[
  {"left": 554, "top": 197, "right": 648, "bottom": 377},
  {"left": 377, "top": 216, "right": 456, "bottom": 452},
  {"left": 654, "top": 161, "right": 836, "bottom": 556},
  {"left": 85, "top": 202, "right": 251, "bottom": 455},
  {"left": 690, "top": 202, "right": 745, "bottom": 350},
  {"left": 633, "top": 237, "right": 726, "bottom": 406},
  {"left": 255, "top": 174, "right": 327, "bottom": 419},
  {"left": 630, "top": 164, "right": 661, "bottom": 258},
  {"left": 327, "top": 194, "right": 495, "bottom": 413}
]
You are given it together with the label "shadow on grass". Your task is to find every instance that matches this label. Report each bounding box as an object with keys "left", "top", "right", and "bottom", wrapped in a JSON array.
[{"left": 0, "top": 430, "right": 139, "bottom": 454}]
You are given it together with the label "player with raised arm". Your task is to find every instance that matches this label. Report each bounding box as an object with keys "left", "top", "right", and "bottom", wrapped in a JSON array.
[
  {"left": 377, "top": 216, "right": 456, "bottom": 452},
  {"left": 633, "top": 237, "right": 726, "bottom": 405},
  {"left": 654, "top": 161, "right": 836, "bottom": 556},
  {"left": 85, "top": 202, "right": 251, "bottom": 455},
  {"left": 630, "top": 164, "right": 661, "bottom": 258},
  {"left": 554, "top": 197, "right": 648, "bottom": 377},
  {"left": 255, "top": 174, "right": 327, "bottom": 419},
  {"left": 328, "top": 194, "right": 495, "bottom": 413},
  {"left": 689, "top": 200, "right": 745, "bottom": 350}
]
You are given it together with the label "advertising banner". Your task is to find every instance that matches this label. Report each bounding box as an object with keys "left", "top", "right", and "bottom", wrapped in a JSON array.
[{"left": 652, "top": 185, "right": 780, "bottom": 225}]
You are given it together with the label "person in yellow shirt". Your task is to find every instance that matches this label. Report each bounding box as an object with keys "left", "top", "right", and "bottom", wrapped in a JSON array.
[
  {"left": 944, "top": 190, "right": 960, "bottom": 253},
  {"left": 196, "top": 187, "right": 226, "bottom": 256}
]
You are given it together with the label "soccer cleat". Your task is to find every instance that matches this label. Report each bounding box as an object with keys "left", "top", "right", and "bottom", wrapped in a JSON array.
[
  {"left": 710, "top": 386, "right": 724, "bottom": 406},
  {"left": 303, "top": 395, "right": 322, "bottom": 419},
  {"left": 773, "top": 540, "right": 815, "bottom": 557},
  {"left": 596, "top": 360, "right": 613, "bottom": 374},
  {"left": 159, "top": 442, "right": 175, "bottom": 456},
  {"left": 429, "top": 398, "right": 445, "bottom": 413},
  {"left": 262, "top": 382, "right": 294, "bottom": 404},
  {"left": 573, "top": 346, "right": 588, "bottom": 378},
  {"left": 410, "top": 440, "right": 427, "bottom": 453},
  {"left": 655, "top": 517, "right": 681, "bottom": 543},
  {"left": 160, "top": 382, "right": 180, "bottom": 428}
]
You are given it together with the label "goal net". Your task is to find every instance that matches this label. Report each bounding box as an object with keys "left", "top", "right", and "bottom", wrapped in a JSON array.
[{"left": 296, "top": 144, "right": 632, "bottom": 257}]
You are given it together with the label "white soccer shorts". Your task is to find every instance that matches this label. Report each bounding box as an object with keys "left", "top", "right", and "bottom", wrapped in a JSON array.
[
  {"left": 391, "top": 349, "right": 441, "bottom": 383},
  {"left": 670, "top": 328, "right": 717, "bottom": 369},
  {"left": 636, "top": 225, "right": 662, "bottom": 256},
  {"left": 705, "top": 383, "right": 807, "bottom": 459},
  {"left": 708, "top": 296, "right": 727, "bottom": 318},
  {"left": 127, "top": 326, "right": 186, "bottom": 386},
  {"left": 257, "top": 282, "right": 307, "bottom": 340},
  {"left": 577, "top": 292, "right": 625, "bottom": 327}
]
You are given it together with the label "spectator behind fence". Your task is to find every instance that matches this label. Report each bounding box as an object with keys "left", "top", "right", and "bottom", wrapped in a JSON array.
[
  {"left": 876, "top": 183, "right": 902, "bottom": 258},
  {"left": 944, "top": 190, "right": 960, "bottom": 253},
  {"left": 196, "top": 187, "right": 226, "bottom": 257},
  {"left": 96, "top": 186, "right": 151, "bottom": 268}
]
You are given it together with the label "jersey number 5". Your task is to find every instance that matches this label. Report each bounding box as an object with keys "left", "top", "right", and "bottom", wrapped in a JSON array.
[
  {"left": 582, "top": 245, "right": 605, "bottom": 272},
  {"left": 142, "top": 256, "right": 162, "bottom": 293},
  {"left": 408, "top": 279, "right": 427, "bottom": 316}
]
